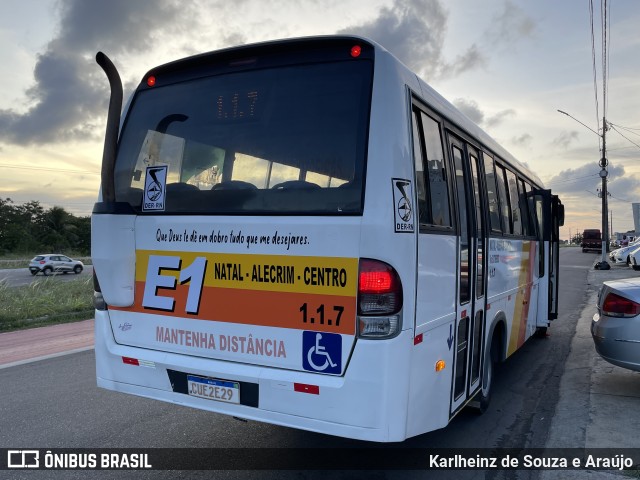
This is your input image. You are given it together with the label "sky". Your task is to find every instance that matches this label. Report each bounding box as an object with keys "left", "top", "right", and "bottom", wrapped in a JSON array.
[{"left": 1, "top": 0, "right": 640, "bottom": 241}]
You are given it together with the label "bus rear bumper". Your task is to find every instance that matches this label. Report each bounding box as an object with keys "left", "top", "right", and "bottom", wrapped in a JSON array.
[{"left": 95, "top": 311, "right": 412, "bottom": 442}]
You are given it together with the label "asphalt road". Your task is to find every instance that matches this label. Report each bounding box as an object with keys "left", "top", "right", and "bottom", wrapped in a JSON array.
[
  {"left": 0, "top": 266, "right": 94, "bottom": 287},
  {"left": 0, "top": 248, "right": 595, "bottom": 480}
]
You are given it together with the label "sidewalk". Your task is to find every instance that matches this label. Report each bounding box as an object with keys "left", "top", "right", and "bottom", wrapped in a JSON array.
[
  {"left": 0, "top": 318, "right": 94, "bottom": 369},
  {"left": 542, "top": 263, "right": 640, "bottom": 479}
]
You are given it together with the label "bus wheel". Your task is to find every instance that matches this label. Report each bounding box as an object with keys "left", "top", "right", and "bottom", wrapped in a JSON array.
[{"left": 469, "top": 337, "right": 498, "bottom": 414}]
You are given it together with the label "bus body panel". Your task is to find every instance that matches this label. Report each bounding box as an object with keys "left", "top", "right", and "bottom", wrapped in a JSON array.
[
  {"left": 485, "top": 238, "right": 539, "bottom": 357},
  {"left": 105, "top": 216, "right": 362, "bottom": 374},
  {"left": 358, "top": 49, "right": 419, "bottom": 331},
  {"left": 92, "top": 214, "right": 136, "bottom": 307},
  {"left": 406, "top": 313, "right": 456, "bottom": 437},
  {"left": 95, "top": 310, "right": 413, "bottom": 442}
]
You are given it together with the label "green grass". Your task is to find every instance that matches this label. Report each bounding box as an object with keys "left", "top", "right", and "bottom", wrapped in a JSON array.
[
  {"left": 0, "top": 276, "right": 94, "bottom": 332},
  {"left": 0, "top": 253, "right": 91, "bottom": 269}
]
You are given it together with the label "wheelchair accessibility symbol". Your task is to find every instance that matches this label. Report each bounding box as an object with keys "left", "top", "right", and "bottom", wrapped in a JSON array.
[{"left": 302, "top": 331, "right": 341, "bottom": 374}]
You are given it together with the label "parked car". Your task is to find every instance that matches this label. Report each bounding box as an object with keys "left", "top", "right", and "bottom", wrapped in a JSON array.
[
  {"left": 628, "top": 246, "right": 640, "bottom": 271},
  {"left": 592, "top": 277, "right": 640, "bottom": 371},
  {"left": 28, "top": 254, "right": 84, "bottom": 276},
  {"left": 609, "top": 238, "right": 640, "bottom": 265}
]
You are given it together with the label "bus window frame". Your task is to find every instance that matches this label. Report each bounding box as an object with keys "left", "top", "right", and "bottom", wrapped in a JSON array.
[
  {"left": 494, "top": 162, "right": 513, "bottom": 236},
  {"left": 410, "top": 97, "right": 456, "bottom": 235}
]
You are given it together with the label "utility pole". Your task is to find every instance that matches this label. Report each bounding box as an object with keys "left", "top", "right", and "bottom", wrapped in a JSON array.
[
  {"left": 596, "top": 116, "right": 610, "bottom": 269},
  {"left": 557, "top": 109, "right": 610, "bottom": 269}
]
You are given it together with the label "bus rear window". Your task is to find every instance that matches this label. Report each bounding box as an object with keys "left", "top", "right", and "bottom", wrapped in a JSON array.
[{"left": 114, "top": 60, "right": 372, "bottom": 215}]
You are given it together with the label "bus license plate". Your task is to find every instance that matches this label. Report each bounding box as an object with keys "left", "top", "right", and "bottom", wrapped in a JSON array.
[{"left": 187, "top": 375, "right": 240, "bottom": 404}]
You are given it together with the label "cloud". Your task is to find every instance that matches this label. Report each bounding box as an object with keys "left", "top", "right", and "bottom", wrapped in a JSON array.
[
  {"left": 452, "top": 98, "right": 516, "bottom": 130},
  {"left": 511, "top": 133, "right": 532, "bottom": 147},
  {"left": 0, "top": 0, "right": 188, "bottom": 145},
  {"left": 338, "top": 0, "right": 487, "bottom": 80},
  {"left": 452, "top": 98, "right": 484, "bottom": 124},
  {"left": 546, "top": 163, "right": 640, "bottom": 196},
  {"left": 486, "top": 109, "right": 516, "bottom": 128},
  {"left": 485, "top": 1, "right": 535, "bottom": 49},
  {"left": 553, "top": 131, "right": 580, "bottom": 149}
]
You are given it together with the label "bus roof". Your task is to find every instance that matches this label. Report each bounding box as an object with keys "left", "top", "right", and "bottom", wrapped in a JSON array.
[{"left": 141, "top": 35, "right": 544, "bottom": 188}]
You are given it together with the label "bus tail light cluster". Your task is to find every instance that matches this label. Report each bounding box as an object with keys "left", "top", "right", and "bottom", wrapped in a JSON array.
[
  {"left": 357, "top": 259, "right": 402, "bottom": 338},
  {"left": 602, "top": 292, "right": 640, "bottom": 318}
]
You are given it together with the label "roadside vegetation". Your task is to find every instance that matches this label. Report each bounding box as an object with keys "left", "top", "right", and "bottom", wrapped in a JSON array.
[
  {"left": 0, "top": 276, "right": 94, "bottom": 332},
  {"left": 0, "top": 197, "right": 90, "bottom": 258}
]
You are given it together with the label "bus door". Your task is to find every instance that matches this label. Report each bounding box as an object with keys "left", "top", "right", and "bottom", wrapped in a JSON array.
[
  {"left": 448, "top": 135, "right": 486, "bottom": 414},
  {"left": 534, "top": 190, "right": 563, "bottom": 321}
]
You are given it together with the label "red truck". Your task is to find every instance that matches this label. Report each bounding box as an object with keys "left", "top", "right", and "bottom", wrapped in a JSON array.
[{"left": 582, "top": 229, "right": 602, "bottom": 253}]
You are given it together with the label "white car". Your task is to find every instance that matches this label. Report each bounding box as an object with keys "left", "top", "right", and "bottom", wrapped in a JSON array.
[
  {"left": 628, "top": 246, "right": 640, "bottom": 271},
  {"left": 610, "top": 239, "right": 640, "bottom": 265},
  {"left": 28, "top": 254, "right": 84, "bottom": 276}
]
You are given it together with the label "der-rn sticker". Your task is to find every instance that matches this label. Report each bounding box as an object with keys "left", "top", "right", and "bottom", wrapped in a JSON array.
[{"left": 392, "top": 178, "right": 415, "bottom": 233}]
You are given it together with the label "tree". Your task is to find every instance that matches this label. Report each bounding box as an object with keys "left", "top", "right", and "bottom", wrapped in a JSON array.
[{"left": 0, "top": 198, "right": 91, "bottom": 255}]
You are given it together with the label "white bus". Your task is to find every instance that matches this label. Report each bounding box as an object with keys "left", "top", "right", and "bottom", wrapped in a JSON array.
[{"left": 92, "top": 36, "right": 564, "bottom": 442}]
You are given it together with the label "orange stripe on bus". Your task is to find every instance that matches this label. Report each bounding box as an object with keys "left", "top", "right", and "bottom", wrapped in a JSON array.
[{"left": 111, "top": 282, "right": 357, "bottom": 335}]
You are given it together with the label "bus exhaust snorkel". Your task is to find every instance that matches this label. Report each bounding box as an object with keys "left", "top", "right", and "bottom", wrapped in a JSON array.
[{"left": 96, "top": 52, "right": 122, "bottom": 203}]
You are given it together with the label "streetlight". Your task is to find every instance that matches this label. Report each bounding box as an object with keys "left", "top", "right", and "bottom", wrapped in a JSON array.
[{"left": 557, "top": 110, "right": 610, "bottom": 270}]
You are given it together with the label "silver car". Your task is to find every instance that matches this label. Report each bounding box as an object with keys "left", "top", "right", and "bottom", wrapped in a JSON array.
[
  {"left": 28, "top": 254, "right": 84, "bottom": 276},
  {"left": 592, "top": 277, "right": 640, "bottom": 371}
]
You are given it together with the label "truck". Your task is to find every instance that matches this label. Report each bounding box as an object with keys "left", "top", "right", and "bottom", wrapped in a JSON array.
[{"left": 582, "top": 229, "right": 602, "bottom": 252}]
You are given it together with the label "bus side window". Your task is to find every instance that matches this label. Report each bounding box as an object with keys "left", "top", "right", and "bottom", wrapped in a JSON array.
[
  {"left": 495, "top": 164, "right": 512, "bottom": 234},
  {"left": 518, "top": 178, "right": 533, "bottom": 237},
  {"left": 524, "top": 182, "right": 537, "bottom": 237},
  {"left": 420, "top": 112, "right": 451, "bottom": 228},
  {"left": 483, "top": 154, "right": 501, "bottom": 232},
  {"left": 505, "top": 169, "right": 522, "bottom": 236},
  {"left": 412, "top": 110, "right": 430, "bottom": 225}
]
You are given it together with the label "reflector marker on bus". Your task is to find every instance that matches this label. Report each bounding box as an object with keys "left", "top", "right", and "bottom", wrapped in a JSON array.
[
  {"left": 122, "top": 357, "right": 156, "bottom": 368},
  {"left": 294, "top": 383, "right": 320, "bottom": 395},
  {"left": 413, "top": 333, "right": 423, "bottom": 345}
]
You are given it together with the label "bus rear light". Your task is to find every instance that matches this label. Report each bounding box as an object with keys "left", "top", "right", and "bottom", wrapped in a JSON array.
[
  {"left": 122, "top": 357, "right": 140, "bottom": 366},
  {"left": 359, "top": 316, "right": 399, "bottom": 337},
  {"left": 602, "top": 292, "right": 640, "bottom": 317},
  {"left": 357, "top": 259, "right": 402, "bottom": 338},
  {"left": 350, "top": 45, "right": 362, "bottom": 58},
  {"left": 358, "top": 259, "right": 402, "bottom": 314},
  {"left": 147, "top": 75, "right": 156, "bottom": 87}
]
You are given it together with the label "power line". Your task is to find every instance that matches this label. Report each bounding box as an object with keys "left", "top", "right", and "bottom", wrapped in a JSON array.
[
  {"left": 589, "top": 0, "right": 601, "bottom": 149},
  {"left": 609, "top": 125, "right": 640, "bottom": 151},
  {"left": 609, "top": 124, "right": 640, "bottom": 131},
  {"left": 610, "top": 193, "right": 633, "bottom": 203},
  {"left": 546, "top": 173, "right": 599, "bottom": 187},
  {"left": 609, "top": 123, "right": 640, "bottom": 138}
]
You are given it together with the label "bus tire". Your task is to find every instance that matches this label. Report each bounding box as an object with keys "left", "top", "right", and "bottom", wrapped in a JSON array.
[{"left": 469, "top": 335, "right": 499, "bottom": 414}]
